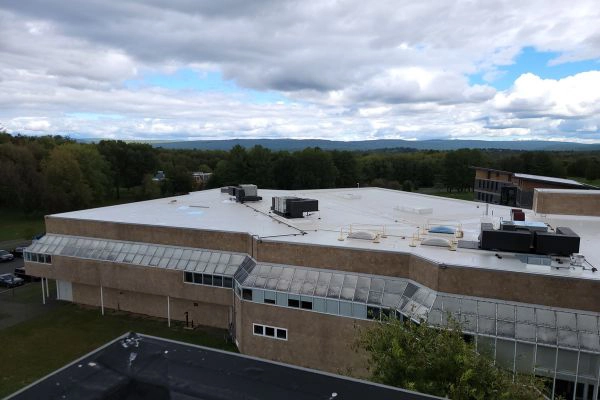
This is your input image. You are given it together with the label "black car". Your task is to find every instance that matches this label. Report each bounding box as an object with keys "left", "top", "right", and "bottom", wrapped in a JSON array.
[
  {"left": 0, "top": 273, "right": 25, "bottom": 288},
  {"left": 14, "top": 267, "right": 39, "bottom": 282},
  {"left": 11, "top": 245, "right": 29, "bottom": 258}
]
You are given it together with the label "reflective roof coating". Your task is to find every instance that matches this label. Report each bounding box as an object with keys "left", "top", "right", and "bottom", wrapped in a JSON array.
[
  {"left": 235, "top": 261, "right": 437, "bottom": 321},
  {"left": 26, "top": 234, "right": 248, "bottom": 276}
]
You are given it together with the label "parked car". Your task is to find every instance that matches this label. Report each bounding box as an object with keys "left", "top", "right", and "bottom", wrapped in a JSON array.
[
  {"left": 14, "top": 267, "right": 39, "bottom": 282},
  {"left": 11, "top": 245, "right": 28, "bottom": 258},
  {"left": 0, "top": 273, "right": 24, "bottom": 288},
  {"left": 0, "top": 250, "right": 15, "bottom": 262}
]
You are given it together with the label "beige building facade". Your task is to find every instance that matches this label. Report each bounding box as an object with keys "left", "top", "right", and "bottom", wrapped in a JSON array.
[{"left": 24, "top": 187, "right": 600, "bottom": 399}]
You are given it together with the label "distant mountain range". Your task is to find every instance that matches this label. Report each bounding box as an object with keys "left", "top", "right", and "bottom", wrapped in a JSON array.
[{"left": 147, "top": 138, "right": 600, "bottom": 152}]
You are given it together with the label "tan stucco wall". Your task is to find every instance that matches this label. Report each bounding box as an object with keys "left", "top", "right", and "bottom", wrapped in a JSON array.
[
  {"left": 30, "top": 256, "right": 232, "bottom": 306},
  {"left": 533, "top": 190, "right": 600, "bottom": 217},
  {"left": 437, "top": 266, "right": 600, "bottom": 313},
  {"left": 71, "top": 283, "right": 230, "bottom": 328},
  {"left": 236, "top": 298, "right": 372, "bottom": 376},
  {"left": 255, "top": 240, "right": 411, "bottom": 277},
  {"left": 28, "top": 216, "right": 600, "bottom": 315},
  {"left": 45, "top": 216, "right": 252, "bottom": 254},
  {"left": 25, "top": 236, "right": 600, "bottom": 313}
]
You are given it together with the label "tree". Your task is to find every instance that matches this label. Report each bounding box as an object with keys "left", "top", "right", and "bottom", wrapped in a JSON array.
[
  {"left": 60, "top": 143, "right": 111, "bottom": 202},
  {"left": 98, "top": 140, "right": 158, "bottom": 198},
  {"left": 357, "top": 317, "right": 545, "bottom": 400},
  {"left": 443, "top": 149, "right": 483, "bottom": 192},
  {"left": 43, "top": 146, "right": 92, "bottom": 212},
  {"left": 0, "top": 142, "right": 45, "bottom": 211},
  {"left": 332, "top": 150, "right": 359, "bottom": 187},
  {"left": 293, "top": 147, "right": 338, "bottom": 189}
]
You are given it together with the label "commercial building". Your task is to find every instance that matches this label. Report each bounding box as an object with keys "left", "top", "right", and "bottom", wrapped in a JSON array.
[
  {"left": 24, "top": 186, "right": 600, "bottom": 399},
  {"left": 473, "top": 167, "right": 593, "bottom": 208}
]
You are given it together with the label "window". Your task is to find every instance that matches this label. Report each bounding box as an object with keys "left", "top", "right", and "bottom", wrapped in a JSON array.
[
  {"left": 288, "top": 299, "right": 300, "bottom": 308},
  {"left": 300, "top": 301, "right": 312, "bottom": 310},
  {"left": 264, "top": 298, "right": 276, "bottom": 304},
  {"left": 253, "top": 323, "right": 287, "bottom": 341},
  {"left": 193, "top": 273, "right": 202, "bottom": 284},
  {"left": 276, "top": 329, "right": 287, "bottom": 340},
  {"left": 183, "top": 272, "right": 234, "bottom": 289},
  {"left": 367, "top": 306, "right": 381, "bottom": 320},
  {"left": 242, "top": 289, "right": 253, "bottom": 300},
  {"left": 26, "top": 253, "right": 52, "bottom": 264}
]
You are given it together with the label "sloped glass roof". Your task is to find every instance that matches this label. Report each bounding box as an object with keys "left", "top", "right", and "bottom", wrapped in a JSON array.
[
  {"left": 26, "top": 234, "right": 247, "bottom": 277},
  {"left": 235, "top": 260, "right": 600, "bottom": 350},
  {"left": 428, "top": 294, "right": 600, "bottom": 352},
  {"left": 234, "top": 261, "right": 437, "bottom": 321}
]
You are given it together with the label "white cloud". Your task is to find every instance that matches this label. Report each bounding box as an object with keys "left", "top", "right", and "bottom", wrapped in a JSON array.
[
  {"left": 494, "top": 72, "right": 600, "bottom": 118},
  {"left": 0, "top": 1, "right": 599, "bottom": 141}
]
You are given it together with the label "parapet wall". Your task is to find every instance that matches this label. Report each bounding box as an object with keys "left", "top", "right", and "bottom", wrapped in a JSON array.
[
  {"left": 533, "top": 189, "right": 600, "bottom": 217},
  {"left": 40, "top": 216, "right": 600, "bottom": 313}
]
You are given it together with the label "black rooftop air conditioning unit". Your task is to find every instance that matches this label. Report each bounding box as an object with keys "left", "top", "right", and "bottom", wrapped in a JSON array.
[
  {"left": 534, "top": 227, "right": 580, "bottom": 256},
  {"left": 271, "top": 196, "right": 318, "bottom": 218},
  {"left": 480, "top": 229, "right": 533, "bottom": 253}
]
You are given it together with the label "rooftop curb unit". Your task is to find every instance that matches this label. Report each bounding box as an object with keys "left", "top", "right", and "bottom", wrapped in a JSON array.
[
  {"left": 271, "top": 196, "right": 319, "bottom": 218},
  {"left": 480, "top": 221, "right": 580, "bottom": 256},
  {"left": 222, "top": 184, "right": 262, "bottom": 203}
]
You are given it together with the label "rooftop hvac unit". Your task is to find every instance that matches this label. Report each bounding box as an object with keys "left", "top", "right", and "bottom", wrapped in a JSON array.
[
  {"left": 480, "top": 229, "right": 533, "bottom": 253},
  {"left": 534, "top": 227, "right": 580, "bottom": 256},
  {"left": 271, "top": 196, "right": 318, "bottom": 218},
  {"left": 227, "top": 184, "right": 262, "bottom": 203}
]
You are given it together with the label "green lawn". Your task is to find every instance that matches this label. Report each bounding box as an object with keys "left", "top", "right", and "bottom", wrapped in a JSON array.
[
  {"left": 569, "top": 177, "right": 600, "bottom": 187},
  {"left": 0, "top": 209, "right": 45, "bottom": 242},
  {"left": 0, "top": 302, "right": 237, "bottom": 398}
]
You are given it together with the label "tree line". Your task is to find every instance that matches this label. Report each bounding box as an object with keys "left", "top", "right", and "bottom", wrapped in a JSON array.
[{"left": 1, "top": 131, "right": 599, "bottom": 214}]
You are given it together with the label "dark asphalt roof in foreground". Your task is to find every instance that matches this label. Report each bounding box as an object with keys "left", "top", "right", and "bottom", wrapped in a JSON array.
[{"left": 8, "top": 332, "right": 441, "bottom": 400}]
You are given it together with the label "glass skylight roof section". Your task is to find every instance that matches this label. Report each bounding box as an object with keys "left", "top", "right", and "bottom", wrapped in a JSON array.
[
  {"left": 196, "top": 262, "right": 208, "bottom": 273},
  {"left": 367, "top": 291, "right": 383, "bottom": 305},
  {"left": 537, "top": 309, "right": 556, "bottom": 327},
  {"left": 369, "top": 278, "right": 385, "bottom": 293},
  {"left": 35, "top": 234, "right": 247, "bottom": 277},
  {"left": 254, "top": 276, "right": 267, "bottom": 289},
  {"left": 327, "top": 274, "right": 344, "bottom": 299},
  {"left": 577, "top": 314, "right": 598, "bottom": 333}
]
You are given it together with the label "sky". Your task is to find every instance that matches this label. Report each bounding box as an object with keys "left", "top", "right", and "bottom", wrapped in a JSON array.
[{"left": 1, "top": 1, "right": 600, "bottom": 143}]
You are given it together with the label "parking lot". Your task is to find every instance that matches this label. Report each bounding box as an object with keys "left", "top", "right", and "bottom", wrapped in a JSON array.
[{"left": 0, "top": 255, "right": 61, "bottom": 330}]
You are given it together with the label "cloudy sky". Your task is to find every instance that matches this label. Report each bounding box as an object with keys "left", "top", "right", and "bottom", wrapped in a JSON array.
[{"left": 1, "top": 0, "right": 600, "bottom": 142}]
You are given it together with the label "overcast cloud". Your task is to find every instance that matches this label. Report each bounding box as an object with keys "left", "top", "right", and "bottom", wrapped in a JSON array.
[{"left": 1, "top": 0, "right": 599, "bottom": 141}]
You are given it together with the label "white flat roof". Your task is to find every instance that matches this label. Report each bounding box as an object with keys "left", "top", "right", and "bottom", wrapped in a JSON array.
[
  {"left": 513, "top": 173, "right": 584, "bottom": 186},
  {"left": 536, "top": 188, "right": 600, "bottom": 195},
  {"left": 52, "top": 187, "right": 600, "bottom": 281}
]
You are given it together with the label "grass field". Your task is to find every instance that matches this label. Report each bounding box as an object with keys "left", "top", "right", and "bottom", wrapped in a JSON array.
[
  {"left": 0, "top": 209, "right": 45, "bottom": 242},
  {"left": 0, "top": 285, "right": 236, "bottom": 398},
  {"left": 569, "top": 177, "right": 600, "bottom": 187}
]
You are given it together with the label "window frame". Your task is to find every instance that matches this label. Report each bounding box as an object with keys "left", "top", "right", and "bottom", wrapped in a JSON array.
[{"left": 252, "top": 323, "right": 288, "bottom": 341}]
